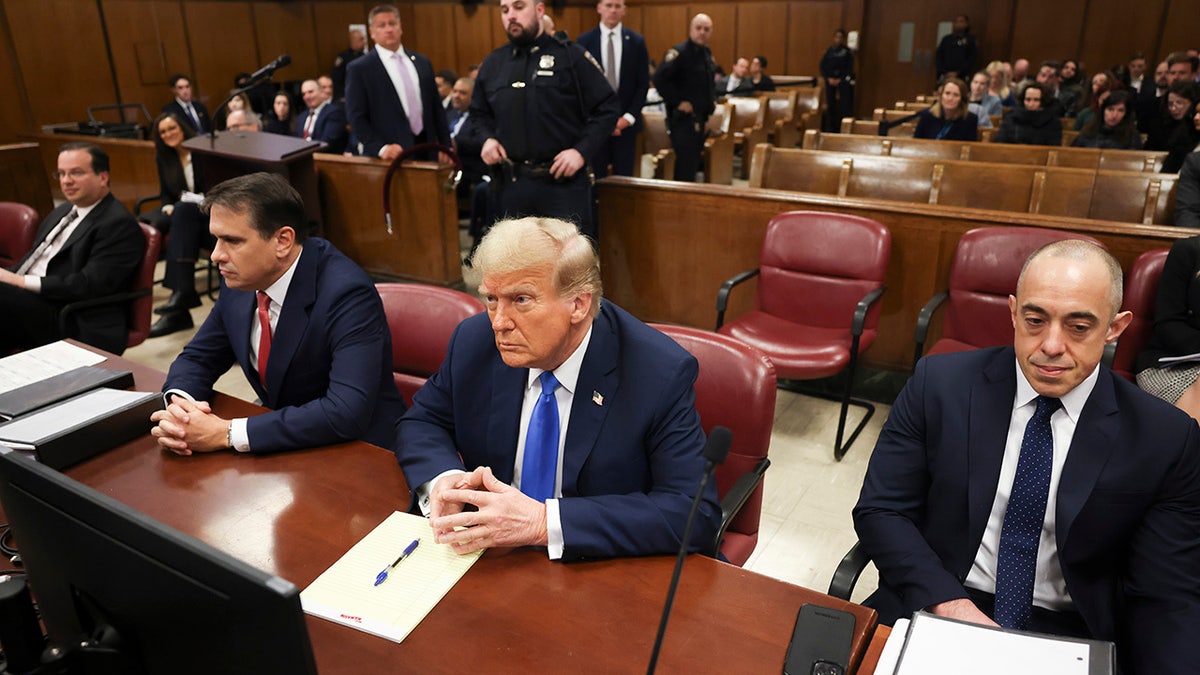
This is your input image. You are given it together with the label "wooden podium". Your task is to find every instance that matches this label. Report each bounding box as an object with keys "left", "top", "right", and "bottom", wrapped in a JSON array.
[{"left": 183, "top": 132, "right": 325, "bottom": 233}]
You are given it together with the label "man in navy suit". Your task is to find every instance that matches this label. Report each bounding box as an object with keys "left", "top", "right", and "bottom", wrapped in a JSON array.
[
  {"left": 162, "top": 74, "right": 211, "bottom": 134},
  {"left": 394, "top": 217, "right": 719, "bottom": 561},
  {"left": 151, "top": 173, "right": 405, "bottom": 456},
  {"left": 854, "top": 240, "right": 1200, "bottom": 674},
  {"left": 344, "top": 4, "right": 449, "bottom": 161},
  {"left": 577, "top": 0, "right": 649, "bottom": 177},
  {"left": 295, "top": 79, "right": 348, "bottom": 154}
]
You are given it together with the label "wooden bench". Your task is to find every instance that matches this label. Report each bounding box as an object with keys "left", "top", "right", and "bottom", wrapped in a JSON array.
[
  {"left": 748, "top": 146, "right": 1178, "bottom": 225},
  {"left": 761, "top": 90, "right": 800, "bottom": 148},
  {"left": 803, "top": 131, "right": 1166, "bottom": 172},
  {"left": 595, "top": 175, "right": 1189, "bottom": 372},
  {"left": 840, "top": 118, "right": 917, "bottom": 138},
  {"left": 638, "top": 109, "right": 676, "bottom": 180},
  {"left": 704, "top": 102, "right": 735, "bottom": 185}
]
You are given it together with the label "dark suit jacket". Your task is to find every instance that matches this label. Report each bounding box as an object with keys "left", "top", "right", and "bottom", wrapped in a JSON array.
[
  {"left": 577, "top": 25, "right": 650, "bottom": 134},
  {"left": 854, "top": 346, "right": 1200, "bottom": 674},
  {"left": 12, "top": 194, "right": 143, "bottom": 351},
  {"left": 163, "top": 238, "right": 406, "bottom": 453},
  {"left": 344, "top": 48, "right": 450, "bottom": 157},
  {"left": 395, "top": 302, "right": 721, "bottom": 561},
  {"left": 162, "top": 99, "right": 211, "bottom": 134},
  {"left": 295, "top": 101, "right": 348, "bottom": 155}
]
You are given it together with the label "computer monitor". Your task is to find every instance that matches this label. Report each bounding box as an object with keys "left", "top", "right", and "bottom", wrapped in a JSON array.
[{"left": 0, "top": 448, "right": 318, "bottom": 674}]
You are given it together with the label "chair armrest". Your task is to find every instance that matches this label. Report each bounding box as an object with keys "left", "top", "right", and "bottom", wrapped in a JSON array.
[
  {"left": 827, "top": 541, "right": 872, "bottom": 601},
  {"left": 58, "top": 289, "right": 151, "bottom": 335},
  {"left": 707, "top": 457, "right": 770, "bottom": 558},
  {"left": 913, "top": 290, "right": 949, "bottom": 368},
  {"left": 1102, "top": 340, "right": 1117, "bottom": 369},
  {"left": 134, "top": 193, "right": 165, "bottom": 216},
  {"left": 715, "top": 268, "right": 760, "bottom": 330},
  {"left": 850, "top": 286, "right": 886, "bottom": 337}
]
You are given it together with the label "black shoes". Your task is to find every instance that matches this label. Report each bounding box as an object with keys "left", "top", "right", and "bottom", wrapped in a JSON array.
[
  {"left": 148, "top": 311, "right": 194, "bottom": 338},
  {"left": 154, "top": 290, "right": 202, "bottom": 315}
]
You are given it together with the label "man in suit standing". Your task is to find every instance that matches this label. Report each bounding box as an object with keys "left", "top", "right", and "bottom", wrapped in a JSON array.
[
  {"left": 162, "top": 74, "right": 211, "bottom": 134},
  {"left": 577, "top": 0, "right": 649, "bottom": 178},
  {"left": 295, "top": 79, "right": 348, "bottom": 154},
  {"left": 394, "top": 217, "right": 720, "bottom": 561},
  {"left": 344, "top": 4, "right": 450, "bottom": 161},
  {"left": 854, "top": 240, "right": 1200, "bottom": 674},
  {"left": 0, "top": 143, "right": 143, "bottom": 354},
  {"left": 150, "top": 173, "right": 405, "bottom": 456}
]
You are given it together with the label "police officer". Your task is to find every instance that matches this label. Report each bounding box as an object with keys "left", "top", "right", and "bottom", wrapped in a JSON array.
[
  {"left": 331, "top": 26, "right": 367, "bottom": 101},
  {"left": 468, "top": 0, "right": 620, "bottom": 243},
  {"left": 652, "top": 14, "right": 715, "bottom": 182},
  {"left": 819, "top": 28, "right": 855, "bottom": 132}
]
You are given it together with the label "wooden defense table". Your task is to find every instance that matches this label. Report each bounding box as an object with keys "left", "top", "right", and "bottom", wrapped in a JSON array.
[{"left": 43, "top": 350, "right": 880, "bottom": 673}]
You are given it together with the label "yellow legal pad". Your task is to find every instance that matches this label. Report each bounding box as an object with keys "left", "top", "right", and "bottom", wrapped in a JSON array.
[{"left": 300, "top": 511, "right": 483, "bottom": 643}]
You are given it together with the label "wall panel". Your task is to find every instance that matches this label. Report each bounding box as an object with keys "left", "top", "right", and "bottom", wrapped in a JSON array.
[
  {"left": 181, "top": 1, "right": 259, "bottom": 111},
  {"left": 641, "top": 4, "right": 689, "bottom": 67},
  {"left": 786, "top": 1, "right": 844, "bottom": 79},
  {"left": 312, "top": 2, "right": 371, "bottom": 80},
  {"left": 736, "top": 2, "right": 787, "bottom": 74},
  {"left": 456, "top": 4, "right": 499, "bottom": 74},
  {"left": 1078, "top": 0, "right": 1167, "bottom": 76},
  {"left": 1158, "top": 0, "right": 1200, "bottom": 61},
  {"left": 0, "top": 2, "right": 31, "bottom": 142},
  {"left": 408, "top": 2, "right": 457, "bottom": 72},
  {"left": 253, "top": 1, "right": 320, "bottom": 81},
  {"left": 101, "top": 0, "right": 192, "bottom": 121},
  {"left": 1009, "top": 0, "right": 1086, "bottom": 68}
]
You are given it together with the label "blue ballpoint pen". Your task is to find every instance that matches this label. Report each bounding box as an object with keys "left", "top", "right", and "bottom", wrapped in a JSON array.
[{"left": 374, "top": 538, "right": 420, "bottom": 586}]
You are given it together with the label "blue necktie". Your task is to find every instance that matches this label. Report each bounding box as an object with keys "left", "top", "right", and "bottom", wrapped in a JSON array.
[
  {"left": 994, "top": 395, "right": 1061, "bottom": 630},
  {"left": 521, "top": 371, "right": 560, "bottom": 502}
]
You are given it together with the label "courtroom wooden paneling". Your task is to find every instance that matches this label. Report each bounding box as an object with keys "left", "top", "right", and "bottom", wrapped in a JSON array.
[
  {"left": 102, "top": 0, "right": 192, "bottom": 122},
  {"left": 312, "top": 2, "right": 371, "bottom": 83},
  {"left": 1008, "top": 0, "right": 1088, "bottom": 68},
  {"left": 0, "top": 144, "right": 53, "bottom": 218},
  {"left": 736, "top": 2, "right": 787, "bottom": 75},
  {"left": 252, "top": 1, "right": 321, "bottom": 81},
  {"left": 0, "top": 2, "right": 30, "bottom": 143},
  {"left": 28, "top": 133, "right": 159, "bottom": 214},
  {"left": 455, "top": 4, "right": 500, "bottom": 74},
  {"left": 1159, "top": 0, "right": 1200, "bottom": 61},
  {"left": 407, "top": 2, "right": 457, "bottom": 75},
  {"left": 785, "top": 1, "right": 845, "bottom": 80},
  {"left": 1077, "top": 0, "right": 1168, "bottom": 75},
  {"left": 597, "top": 177, "right": 1187, "bottom": 371},
  {"left": 181, "top": 1, "right": 260, "bottom": 113},
  {"left": 640, "top": 4, "right": 690, "bottom": 67}
]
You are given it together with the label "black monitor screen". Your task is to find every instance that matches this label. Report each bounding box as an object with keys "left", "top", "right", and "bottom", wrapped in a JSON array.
[{"left": 0, "top": 448, "right": 318, "bottom": 674}]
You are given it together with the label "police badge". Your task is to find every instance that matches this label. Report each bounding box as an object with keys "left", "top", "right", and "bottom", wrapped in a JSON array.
[{"left": 539, "top": 54, "right": 555, "bottom": 70}]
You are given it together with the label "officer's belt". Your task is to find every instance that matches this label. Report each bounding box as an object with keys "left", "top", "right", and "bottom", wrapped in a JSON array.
[{"left": 510, "top": 159, "right": 556, "bottom": 179}]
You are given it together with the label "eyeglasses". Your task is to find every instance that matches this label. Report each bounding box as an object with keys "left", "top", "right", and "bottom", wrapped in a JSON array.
[{"left": 52, "top": 169, "right": 93, "bottom": 181}]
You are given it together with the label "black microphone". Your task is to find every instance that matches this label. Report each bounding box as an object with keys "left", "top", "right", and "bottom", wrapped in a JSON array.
[
  {"left": 646, "top": 426, "right": 732, "bottom": 675},
  {"left": 247, "top": 55, "right": 291, "bottom": 83}
]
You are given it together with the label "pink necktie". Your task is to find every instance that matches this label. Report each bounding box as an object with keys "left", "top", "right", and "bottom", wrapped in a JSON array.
[
  {"left": 394, "top": 53, "right": 424, "bottom": 136},
  {"left": 256, "top": 291, "right": 272, "bottom": 384}
]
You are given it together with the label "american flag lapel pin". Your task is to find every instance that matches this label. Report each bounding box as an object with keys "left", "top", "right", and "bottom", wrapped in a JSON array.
[{"left": 592, "top": 391, "right": 604, "bottom": 406}]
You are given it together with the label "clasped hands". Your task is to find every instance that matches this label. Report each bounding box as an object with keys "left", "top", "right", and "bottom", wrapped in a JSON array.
[
  {"left": 428, "top": 467, "right": 548, "bottom": 554},
  {"left": 150, "top": 397, "right": 231, "bottom": 455}
]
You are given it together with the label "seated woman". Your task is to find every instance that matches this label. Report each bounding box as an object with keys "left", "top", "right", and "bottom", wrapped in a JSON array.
[
  {"left": 1136, "top": 234, "right": 1200, "bottom": 421},
  {"left": 216, "top": 91, "right": 254, "bottom": 131},
  {"left": 913, "top": 77, "right": 978, "bottom": 141},
  {"left": 986, "top": 60, "right": 1015, "bottom": 107},
  {"left": 966, "top": 72, "right": 1000, "bottom": 128},
  {"left": 748, "top": 55, "right": 775, "bottom": 92},
  {"left": 994, "top": 81, "right": 1062, "bottom": 146},
  {"left": 147, "top": 113, "right": 211, "bottom": 338},
  {"left": 263, "top": 91, "right": 295, "bottom": 135},
  {"left": 1073, "top": 70, "right": 1115, "bottom": 130},
  {"left": 1149, "top": 81, "right": 1200, "bottom": 173},
  {"left": 1072, "top": 89, "right": 1141, "bottom": 149}
]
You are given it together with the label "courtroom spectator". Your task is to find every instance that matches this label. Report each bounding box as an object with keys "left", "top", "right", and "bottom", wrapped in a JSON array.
[
  {"left": 435, "top": 69, "right": 456, "bottom": 111},
  {"left": 296, "top": 78, "right": 349, "bottom": 154},
  {"left": 447, "top": 77, "right": 487, "bottom": 225},
  {"left": 935, "top": 14, "right": 977, "bottom": 80},
  {"left": 1060, "top": 58, "right": 1085, "bottom": 111},
  {"left": 652, "top": 13, "right": 716, "bottom": 182},
  {"left": 467, "top": 64, "right": 480, "bottom": 80},
  {"left": 914, "top": 77, "right": 979, "bottom": 141},
  {"left": 1071, "top": 90, "right": 1141, "bottom": 150},
  {"left": 578, "top": 0, "right": 651, "bottom": 178},
  {"left": 225, "top": 109, "right": 262, "bottom": 133},
  {"left": 1012, "top": 58, "right": 1030, "bottom": 85},
  {"left": 151, "top": 172, "right": 405, "bottom": 456},
  {"left": 968, "top": 71, "right": 1002, "bottom": 119},
  {"left": 393, "top": 216, "right": 720, "bottom": 561},
  {"left": 1035, "top": 61, "right": 1075, "bottom": 116},
  {"left": 820, "top": 28, "right": 855, "bottom": 132},
  {"left": 217, "top": 91, "right": 254, "bottom": 131},
  {"left": 749, "top": 55, "right": 775, "bottom": 92},
  {"left": 1137, "top": 233, "right": 1200, "bottom": 420},
  {"left": 331, "top": 26, "right": 368, "bottom": 100},
  {"left": 1129, "top": 53, "right": 1148, "bottom": 93},
  {"left": 717, "top": 57, "right": 754, "bottom": 97},
  {"left": 1110, "top": 63, "right": 1133, "bottom": 93},
  {"left": 163, "top": 74, "right": 211, "bottom": 134},
  {"left": 1151, "top": 81, "right": 1200, "bottom": 173},
  {"left": 986, "top": 60, "right": 1015, "bottom": 106},
  {"left": 345, "top": 5, "right": 450, "bottom": 161},
  {"left": 0, "top": 143, "right": 143, "bottom": 354},
  {"left": 995, "top": 81, "right": 1063, "bottom": 146},
  {"left": 263, "top": 91, "right": 295, "bottom": 135},
  {"left": 1073, "top": 70, "right": 1116, "bottom": 131},
  {"left": 318, "top": 75, "right": 335, "bottom": 102},
  {"left": 1167, "top": 51, "right": 1198, "bottom": 87},
  {"left": 146, "top": 113, "right": 210, "bottom": 338},
  {"left": 1138, "top": 60, "right": 1171, "bottom": 132},
  {"left": 854, "top": 240, "right": 1200, "bottom": 675}
]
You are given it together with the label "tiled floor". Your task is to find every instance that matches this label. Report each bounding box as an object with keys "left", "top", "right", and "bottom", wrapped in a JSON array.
[{"left": 127, "top": 245, "right": 884, "bottom": 604}]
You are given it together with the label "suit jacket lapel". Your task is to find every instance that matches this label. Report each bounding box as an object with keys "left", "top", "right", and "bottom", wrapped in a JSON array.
[
  {"left": 56, "top": 195, "right": 111, "bottom": 257},
  {"left": 562, "top": 309, "right": 616, "bottom": 494},
  {"left": 263, "top": 245, "right": 318, "bottom": 403},
  {"left": 488, "top": 358, "right": 526, "bottom": 485},
  {"left": 966, "top": 349, "right": 1018, "bottom": 552},
  {"left": 370, "top": 50, "right": 407, "bottom": 114},
  {"left": 1056, "top": 368, "right": 1119, "bottom": 551},
  {"left": 226, "top": 289, "right": 263, "bottom": 401}
]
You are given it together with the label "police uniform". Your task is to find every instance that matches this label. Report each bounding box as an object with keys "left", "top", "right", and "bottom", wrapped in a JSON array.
[
  {"left": 331, "top": 48, "right": 366, "bottom": 101},
  {"left": 467, "top": 31, "right": 620, "bottom": 242},
  {"left": 819, "top": 45, "right": 855, "bottom": 132},
  {"left": 652, "top": 39, "right": 715, "bottom": 182}
]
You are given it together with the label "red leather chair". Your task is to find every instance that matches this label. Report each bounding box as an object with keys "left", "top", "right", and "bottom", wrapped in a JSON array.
[
  {"left": 652, "top": 324, "right": 775, "bottom": 567},
  {"left": 376, "top": 283, "right": 486, "bottom": 405},
  {"left": 913, "top": 226, "right": 1105, "bottom": 369},
  {"left": 59, "top": 222, "right": 162, "bottom": 353},
  {"left": 715, "top": 211, "right": 891, "bottom": 461},
  {"left": 1110, "top": 248, "right": 1169, "bottom": 382},
  {"left": 0, "top": 202, "right": 39, "bottom": 269}
]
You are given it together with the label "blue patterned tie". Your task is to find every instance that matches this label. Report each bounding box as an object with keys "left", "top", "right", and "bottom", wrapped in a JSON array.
[
  {"left": 521, "top": 371, "right": 560, "bottom": 502},
  {"left": 994, "top": 395, "right": 1061, "bottom": 630}
]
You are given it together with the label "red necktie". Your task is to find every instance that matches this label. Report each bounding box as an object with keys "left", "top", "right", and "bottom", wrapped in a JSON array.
[{"left": 256, "top": 291, "right": 272, "bottom": 384}]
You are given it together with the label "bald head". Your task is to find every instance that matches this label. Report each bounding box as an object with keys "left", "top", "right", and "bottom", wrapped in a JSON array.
[
  {"left": 689, "top": 14, "right": 712, "bottom": 45},
  {"left": 1018, "top": 240, "right": 1124, "bottom": 317}
]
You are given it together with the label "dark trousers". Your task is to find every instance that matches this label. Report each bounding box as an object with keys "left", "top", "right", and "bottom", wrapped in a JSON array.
[
  {"left": 163, "top": 202, "right": 211, "bottom": 292},
  {"left": 823, "top": 82, "right": 854, "bottom": 132},
  {"left": 0, "top": 282, "right": 62, "bottom": 353},
  {"left": 496, "top": 170, "right": 595, "bottom": 241},
  {"left": 591, "top": 128, "right": 639, "bottom": 178},
  {"left": 668, "top": 113, "right": 706, "bottom": 182}
]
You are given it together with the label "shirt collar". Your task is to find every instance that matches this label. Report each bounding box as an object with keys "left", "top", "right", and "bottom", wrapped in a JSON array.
[
  {"left": 261, "top": 245, "right": 303, "bottom": 308},
  {"left": 526, "top": 325, "right": 594, "bottom": 397},
  {"left": 175, "top": 98, "right": 193, "bottom": 108},
  {"left": 601, "top": 23, "right": 622, "bottom": 39},
  {"left": 375, "top": 44, "right": 408, "bottom": 62},
  {"left": 1012, "top": 357, "right": 1100, "bottom": 423}
]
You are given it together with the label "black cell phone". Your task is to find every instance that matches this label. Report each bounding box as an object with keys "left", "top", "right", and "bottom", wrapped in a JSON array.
[{"left": 782, "top": 604, "right": 856, "bottom": 675}]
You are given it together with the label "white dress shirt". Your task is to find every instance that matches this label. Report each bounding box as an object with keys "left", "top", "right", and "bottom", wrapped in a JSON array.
[
  {"left": 964, "top": 360, "right": 1100, "bottom": 611},
  {"left": 373, "top": 43, "right": 423, "bottom": 156},
  {"left": 599, "top": 23, "right": 636, "bottom": 127},
  {"left": 302, "top": 100, "right": 330, "bottom": 139},
  {"left": 23, "top": 199, "right": 101, "bottom": 292}
]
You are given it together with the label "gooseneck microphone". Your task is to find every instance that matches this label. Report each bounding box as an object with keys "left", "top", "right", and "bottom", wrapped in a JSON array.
[
  {"left": 646, "top": 426, "right": 732, "bottom": 675},
  {"left": 246, "top": 54, "right": 291, "bottom": 83}
]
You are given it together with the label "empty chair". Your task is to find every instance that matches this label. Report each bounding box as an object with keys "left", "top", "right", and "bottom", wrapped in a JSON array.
[
  {"left": 652, "top": 323, "right": 775, "bottom": 566},
  {"left": 716, "top": 211, "right": 891, "bottom": 461},
  {"left": 913, "top": 226, "right": 1105, "bottom": 369},
  {"left": 376, "top": 283, "right": 486, "bottom": 405},
  {"left": 0, "top": 202, "right": 39, "bottom": 269}
]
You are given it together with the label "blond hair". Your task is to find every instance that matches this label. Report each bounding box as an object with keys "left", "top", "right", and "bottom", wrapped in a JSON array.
[{"left": 473, "top": 217, "right": 603, "bottom": 317}]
